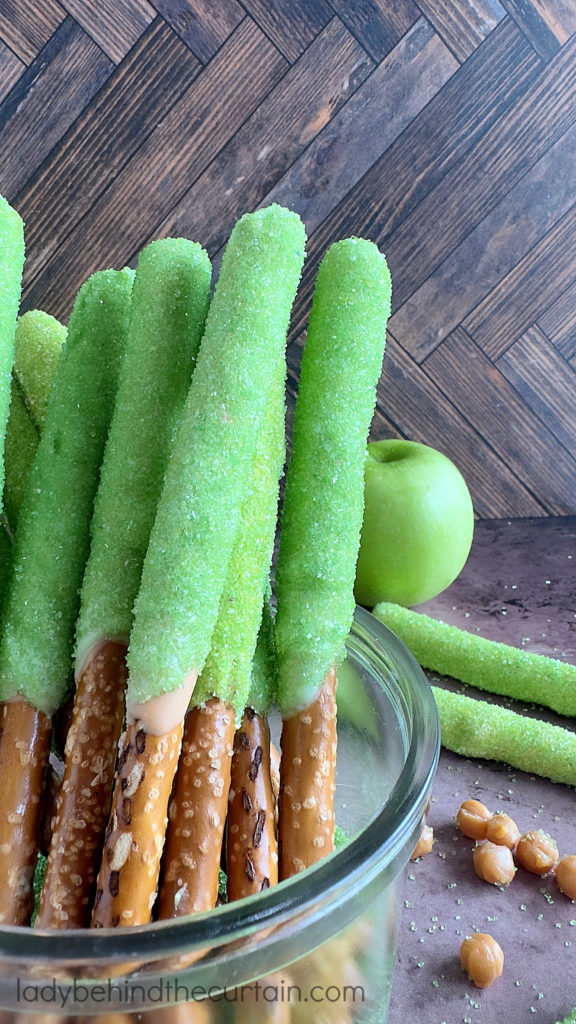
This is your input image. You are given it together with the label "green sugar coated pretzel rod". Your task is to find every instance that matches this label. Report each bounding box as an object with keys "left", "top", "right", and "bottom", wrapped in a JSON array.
[
  {"left": 0, "top": 267, "right": 133, "bottom": 926},
  {"left": 38, "top": 239, "right": 211, "bottom": 929},
  {"left": 275, "top": 236, "right": 391, "bottom": 880},
  {"left": 0, "top": 267, "right": 134, "bottom": 715},
  {"left": 75, "top": 238, "right": 212, "bottom": 669},
  {"left": 126, "top": 204, "right": 306, "bottom": 723},
  {"left": 373, "top": 602, "right": 576, "bottom": 718},
  {"left": 3, "top": 311, "right": 66, "bottom": 534},
  {"left": 275, "top": 237, "right": 392, "bottom": 717},
  {"left": 432, "top": 685, "right": 576, "bottom": 787},
  {"left": 157, "top": 376, "right": 285, "bottom": 918},
  {"left": 0, "top": 195, "right": 25, "bottom": 505},
  {"left": 92, "top": 205, "right": 306, "bottom": 928},
  {"left": 2, "top": 380, "right": 38, "bottom": 532},
  {"left": 12, "top": 309, "right": 66, "bottom": 428}
]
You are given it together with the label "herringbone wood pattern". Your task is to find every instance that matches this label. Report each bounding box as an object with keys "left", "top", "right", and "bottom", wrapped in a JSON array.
[{"left": 1, "top": 0, "right": 575, "bottom": 518}]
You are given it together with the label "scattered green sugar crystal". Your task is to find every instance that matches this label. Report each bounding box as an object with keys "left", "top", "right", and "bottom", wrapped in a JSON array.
[
  {"left": 334, "top": 825, "right": 348, "bottom": 849},
  {"left": 374, "top": 602, "right": 576, "bottom": 718},
  {"left": 127, "top": 205, "right": 306, "bottom": 708},
  {"left": 247, "top": 596, "right": 277, "bottom": 718},
  {"left": 193, "top": 374, "right": 284, "bottom": 720},
  {"left": 3, "top": 312, "right": 65, "bottom": 533},
  {"left": 432, "top": 685, "right": 576, "bottom": 787},
  {"left": 13, "top": 309, "right": 66, "bottom": 429},
  {"left": 0, "top": 268, "right": 134, "bottom": 715},
  {"left": 75, "top": 239, "right": 211, "bottom": 665},
  {"left": 0, "top": 195, "right": 25, "bottom": 505},
  {"left": 275, "top": 237, "right": 391, "bottom": 716}
]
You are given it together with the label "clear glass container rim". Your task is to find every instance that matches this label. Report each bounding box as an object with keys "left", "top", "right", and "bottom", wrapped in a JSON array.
[{"left": 0, "top": 606, "right": 439, "bottom": 964}]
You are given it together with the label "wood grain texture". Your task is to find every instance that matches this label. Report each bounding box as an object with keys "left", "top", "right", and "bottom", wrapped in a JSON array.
[
  {"left": 417, "top": 0, "right": 506, "bottom": 60},
  {"left": 0, "top": 0, "right": 574, "bottom": 518},
  {"left": 60, "top": 0, "right": 155, "bottom": 63}
]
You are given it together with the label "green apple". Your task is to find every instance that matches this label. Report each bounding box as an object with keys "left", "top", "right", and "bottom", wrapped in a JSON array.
[{"left": 354, "top": 439, "right": 474, "bottom": 608}]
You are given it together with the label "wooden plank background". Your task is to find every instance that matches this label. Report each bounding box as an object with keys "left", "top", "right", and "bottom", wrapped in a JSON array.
[{"left": 1, "top": 0, "right": 575, "bottom": 519}]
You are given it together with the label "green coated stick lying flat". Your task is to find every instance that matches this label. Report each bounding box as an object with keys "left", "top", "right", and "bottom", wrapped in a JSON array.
[
  {"left": 432, "top": 685, "right": 576, "bottom": 787},
  {"left": 37, "top": 239, "right": 211, "bottom": 930},
  {"left": 3, "top": 311, "right": 66, "bottom": 533},
  {"left": 0, "top": 195, "right": 25, "bottom": 505},
  {"left": 374, "top": 602, "right": 576, "bottom": 718},
  {"left": 275, "top": 236, "right": 391, "bottom": 881},
  {"left": 92, "top": 205, "right": 305, "bottom": 929},
  {"left": 0, "top": 267, "right": 133, "bottom": 926}
]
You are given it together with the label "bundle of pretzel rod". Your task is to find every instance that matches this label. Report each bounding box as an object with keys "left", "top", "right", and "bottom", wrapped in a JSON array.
[{"left": 0, "top": 194, "right": 392, "bottom": 932}]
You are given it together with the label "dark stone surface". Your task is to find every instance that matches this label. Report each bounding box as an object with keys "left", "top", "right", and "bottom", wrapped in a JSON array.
[{"left": 389, "top": 516, "right": 576, "bottom": 1024}]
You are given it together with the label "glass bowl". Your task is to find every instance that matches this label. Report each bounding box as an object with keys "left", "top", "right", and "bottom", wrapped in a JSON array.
[{"left": 0, "top": 607, "right": 439, "bottom": 1022}]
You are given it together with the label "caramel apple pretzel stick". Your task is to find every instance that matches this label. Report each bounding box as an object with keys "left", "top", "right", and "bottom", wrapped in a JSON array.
[
  {"left": 373, "top": 602, "right": 576, "bottom": 717},
  {"left": 0, "top": 195, "right": 25, "bottom": 506},
  {"left": 92, "top": 205, "right": 306, "bottom": 928},
  {"left": 157, "top": 368, "right": 285, "bottom": 918},
  {"left": 3, "top": 311, "right": 66, "bottom": 533},
  {"left": 275, "top": 238, "right": 391, "bottom": 880},
  {"left": 432, "top": 685, "right": 576, "bottom": 786},
  {"left": 227, "top": 599, "right": 279, "bottom": 902},
  {"left": 0, "top": 267, "right": 133, "bottom": 926},
  {"left": 37, "top": 239, "right": 211, "bottom": 929}
]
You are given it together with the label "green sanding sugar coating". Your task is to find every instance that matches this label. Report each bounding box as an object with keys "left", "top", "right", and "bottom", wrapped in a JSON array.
[
  {"left": 275, "top": 237, "right": 391, "bottom": 717},
  {"left": 432, "top": 685, "right": 576, "bottom": 787},
  {"left": 0, "top": 524, "right": 11, "bottom": 613},
  {"left": 75, "top": 239, "right": 211, "bottom": 665},
  {"left": 127, "top": 205, "right": 306, "bottom": 708},
  {"left": 2, "top": 380, "right": 38, "bottom": 531},
  {"left": 193, "top": 377, "right": 285, "bottom": 720},
  {"left": 0, "top": 196, "right": 25, "bottom": 505},
  {"left": 374, "top": 602, "right": 576, "bottom": 718},
  {"left": 3, "top": 311, "right": 66, "bottom": 533},
  {"left": 247, "top": 597, "right": 277, "bottom": 717},
  {"left": 0, "top": 268, "right": 134, "bottom": 714},
  {"left": 13, "top": 310, "right": 66, "bottom": 428}
]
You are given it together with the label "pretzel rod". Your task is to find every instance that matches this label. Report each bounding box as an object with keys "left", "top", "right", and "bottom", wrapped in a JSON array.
[
  {"left": 35, "top": 641, "right": 127, "bottom": 928},
  {"left": 0, "top": 699, "right": 52, "bottom": 924},
  {"left": 227, "top": 706, "right": 278, "bottom": 900},
  {"left": 278, "top": 667, "right": 337, "bottom": 879},
  {"left": 91, "top": 720, "right": 183, "bottom": 927},
  {"left": 139, "top": 1004, "right": 211, "bottom": 1024},
  {"left": 39, "top": 754, "right": 64, "bottom": 857},
  {"left": 227, "top": 600, "right": 279, "bottom": 900},
  {"left": 274, "top": 238, "right": 391, "bottom": 878},
  {"left": 432, "top": 685, "right": 576, "bottom": 786},
  {"left": 93, "top": 207, "right": 305, "bottom": 929},
  {"left": 37, "top": 241, "right": 211, "bottom": 929},
  {"left": 0, "top": 195, "right": 25, "bottom": 504},
  {"left": 156, "top": 697, "right": 235, "bottom": 917},
  {"left": 374, "top": 602, "right": 576, "bottom": 717},
  {"left": 0, "top": 269, "right": 133, "bottom": 926}
]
